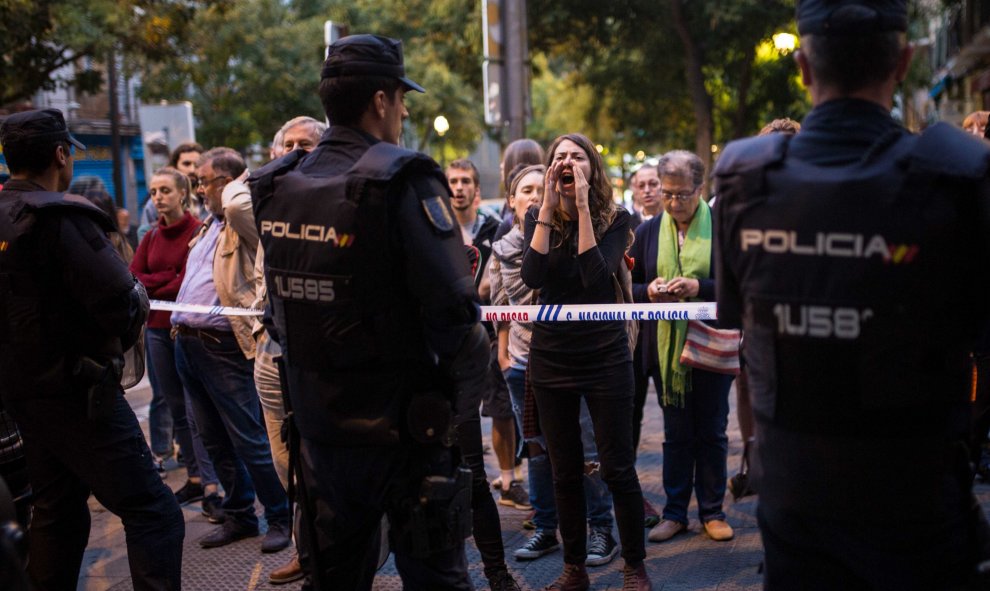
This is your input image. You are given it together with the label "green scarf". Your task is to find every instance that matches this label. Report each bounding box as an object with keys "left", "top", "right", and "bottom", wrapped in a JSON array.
[{"left": 656, "top": 200, "right": 711, "bottom": 407}]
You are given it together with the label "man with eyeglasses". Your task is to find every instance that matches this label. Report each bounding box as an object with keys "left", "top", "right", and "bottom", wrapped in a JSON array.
[
  {"left": 171, "top": 147, "right": 291, "bottom": 554},
  {"left": 0, "top": 109, "right": 183, "bottom": 589}
]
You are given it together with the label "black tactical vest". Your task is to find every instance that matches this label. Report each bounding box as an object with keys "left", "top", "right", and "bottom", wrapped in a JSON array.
[
  {"left": 252, "top": 143, "right": 453, "bottom": 445},
  {"left": 0, "top": 190, "right": 117, "bottom": 400},
  {"left": 716, "top": 123, "right": 990, "bottom": 438},
  {"left": 714, "top": 123, "right": 990, "bottom": 518}
]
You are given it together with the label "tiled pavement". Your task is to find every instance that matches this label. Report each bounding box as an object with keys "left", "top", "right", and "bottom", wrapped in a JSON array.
[{"left": 77, "top": 379, "right": 989, "bottom": 590}]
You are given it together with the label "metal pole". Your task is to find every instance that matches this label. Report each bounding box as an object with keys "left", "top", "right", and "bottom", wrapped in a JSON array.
[
  {"left": 503, "top": 0, "right": 527, "bottom": 141},
  {"left": 107, "top": 49, "right": 124, "bottom": 209}
]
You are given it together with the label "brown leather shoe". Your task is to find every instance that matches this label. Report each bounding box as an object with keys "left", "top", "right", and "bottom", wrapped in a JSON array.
[
  {"left": 544, "top": 563, "right": 589, "bottom": 591},
  {"left": 622, "top": 562, "right": 652, "bottom": 591},
  {"left": 268, "top": 553, "right": 304, "bottom": 584},
  {"left": 703, "top": 519, "right": 734, "bottom": 541},
  {"left": 647, "top": 519, "right": 686, "bottom": 542}
]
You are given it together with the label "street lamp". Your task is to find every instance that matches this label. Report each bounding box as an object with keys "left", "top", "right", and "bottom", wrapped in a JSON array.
[
  {"left": 434, "top": 115, "right": 449, "bottom": 168},
  {"left": 773, "top": 33, "right": 797, "bottom": 53}
]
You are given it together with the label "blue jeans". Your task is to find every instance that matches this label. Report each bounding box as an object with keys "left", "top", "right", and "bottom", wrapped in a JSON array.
[
  {"left": 504, "top": 367, "right": 614, "bottom": 533},
  {"left": 145, "top": 327, "right": 218, "bottom": 485},
  {"left": 653, "top": 366, "right": 732, "bottom": 524},
  {"left": 175, "top": 332, "right": 289, "bottom": 528},
  {"left": 145, "top": 331, "right": 173, "bottom": 456}
]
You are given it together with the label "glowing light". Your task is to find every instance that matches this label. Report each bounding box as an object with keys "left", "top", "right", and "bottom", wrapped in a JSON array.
[
  {"left": 433, "top": 115, "right": 449, "bottom": 137},
  {"left": 773, "top": 33, "right": 797, "bottom": 53}
]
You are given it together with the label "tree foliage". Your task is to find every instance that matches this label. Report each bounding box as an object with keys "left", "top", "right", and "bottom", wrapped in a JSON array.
[
  {"left": 6, "top": 0, "right": 814, "bottom": 164},
  {"left": 0, "top": 0, "right": 195, "bottom": 105},
  {"left": 309, "top": 0, "right": 487, "bottom": 154},
  {"left": 528, "top": 0, "right": 809, "bottom": 170},
  {"left": 131, "top": 0, "right": 487, "bottom": 154},
  {"left": 134, "top": 0, "right": 325, "bottom": 149}
]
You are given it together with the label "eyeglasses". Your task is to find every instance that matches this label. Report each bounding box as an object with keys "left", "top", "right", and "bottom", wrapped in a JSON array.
[
  {"left": 195, "top": 175, "right": 229, "bottom": 189},
  {"left": 659, "top": 189, "right": 697, "bottom": 202}
]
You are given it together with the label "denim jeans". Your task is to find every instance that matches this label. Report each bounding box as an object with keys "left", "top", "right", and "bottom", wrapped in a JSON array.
[
  {"left": 653, "top": 366, "right": 732, "bottom": 524},
  {"left": 145, "top": 327, "right": 218, "bottom": 485},
  {"left": 145, "top": 338, "right": 174, "bottom": 456},
  {"left": 504, "top": 366, "right": 613, "bottom": 533},
  {"left": 175, "top": 332, "right": 289, "bottom": 529},
  {"left": 531, "top": 363, "right": 645, "bottom": 566},
  {"left": 5, "top": 389, "right": 184, "bottom": 590}
]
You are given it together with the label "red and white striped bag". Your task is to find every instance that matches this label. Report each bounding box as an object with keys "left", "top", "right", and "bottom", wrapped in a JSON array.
[{"left": 679, "top": 321, "right": 741, "bottom": 376}]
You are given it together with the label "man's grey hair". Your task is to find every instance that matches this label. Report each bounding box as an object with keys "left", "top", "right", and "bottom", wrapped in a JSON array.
[
  {"left": 199, "top": 147, "right": 246, "bottom": 179},
  {"left": 272, "top": 116, "right": 327, "bottom": 150},
  {"left": 656, "top": 150, "right": 705, "bottom": 190}
]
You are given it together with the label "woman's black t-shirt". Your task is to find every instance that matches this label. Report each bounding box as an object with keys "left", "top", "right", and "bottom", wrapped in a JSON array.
[{"left": 521, "top": 207, "right": 631, "bottom": 390}]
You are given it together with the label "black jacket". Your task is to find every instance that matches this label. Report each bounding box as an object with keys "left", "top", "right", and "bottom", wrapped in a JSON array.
[{"left": 0, "top": 180, "right": 146, "bottom": 403}]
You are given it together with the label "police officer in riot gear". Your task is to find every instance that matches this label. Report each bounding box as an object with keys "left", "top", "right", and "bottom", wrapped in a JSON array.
[
  {"left": 714, "top": 1, "right": 990, "bottom": 589},
  {"left": 250, "top": 35, "right": 489, "bottom": 590},
  {"left": 0, "top": 109, "right": 183, "bottom": 590}
]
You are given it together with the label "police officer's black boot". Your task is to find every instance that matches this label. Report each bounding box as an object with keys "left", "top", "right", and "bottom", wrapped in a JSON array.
[{"left": 488, "top": 568, "right": 521, "bottom": 591}]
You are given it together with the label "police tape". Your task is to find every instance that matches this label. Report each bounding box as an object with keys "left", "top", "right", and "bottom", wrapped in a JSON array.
[
  {"left": 150, "top": 300, "right": 263, "bottom": 317},
  {"left": 150, "top": 299, "right": 718, "bottom": 321},
  {"left": 480, "top": 302, "right": 716, "bottom": 322}
]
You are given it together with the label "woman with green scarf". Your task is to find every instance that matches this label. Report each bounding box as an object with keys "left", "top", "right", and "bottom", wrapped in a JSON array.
[{"left": 637, "top": 151, "right": 735, "bottom": 545}]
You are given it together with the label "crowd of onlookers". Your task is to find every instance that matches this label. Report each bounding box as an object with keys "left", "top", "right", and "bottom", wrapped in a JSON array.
[
  {"left": 97, "top": 113, "right": 751, "bottom": 587},
  {"left": 79, "top": 108, "right": 988, "bottom": 587}
]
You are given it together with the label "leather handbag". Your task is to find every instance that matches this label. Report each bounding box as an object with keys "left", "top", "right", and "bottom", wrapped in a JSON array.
[
  {"left": 679, "top": 320, "right": 741, "bottom": 375},
  {"left": 612, "top": 254, "right": 639, "bottom": 353}
]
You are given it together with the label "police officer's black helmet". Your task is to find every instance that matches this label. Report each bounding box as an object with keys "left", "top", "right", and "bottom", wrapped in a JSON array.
[
  {"left": 321, "top": 34, "right": 425, "bottom": 93},
  {"left": 797, "top": 0, "right": 907, "bottom": 36},
  {"left": 0, "top": 109, "right": 86, "bottom": 152}
]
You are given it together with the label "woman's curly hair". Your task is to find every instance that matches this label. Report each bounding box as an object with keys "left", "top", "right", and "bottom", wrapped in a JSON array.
[{"left": 544, "top": 133, "right": 616, "bottom": 245}]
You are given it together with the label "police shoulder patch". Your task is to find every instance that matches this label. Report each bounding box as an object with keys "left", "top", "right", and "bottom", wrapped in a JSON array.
[{"left": 421, "top": 196, "right": 455, "bottom": 233}]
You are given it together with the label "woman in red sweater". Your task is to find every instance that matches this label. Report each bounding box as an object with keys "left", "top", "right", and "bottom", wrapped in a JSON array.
[{"left": 131, "top": 167, "right": 221, "bottom": 516}]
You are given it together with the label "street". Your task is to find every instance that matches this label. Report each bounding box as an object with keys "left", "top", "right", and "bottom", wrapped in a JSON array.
[{"left": 75, "top": 379, "right": 990, "bottom": 590}]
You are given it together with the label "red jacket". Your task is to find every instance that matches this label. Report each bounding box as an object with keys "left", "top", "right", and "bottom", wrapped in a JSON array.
[{"left": 130, "top": 212, "right": 202, "bottom": 329}]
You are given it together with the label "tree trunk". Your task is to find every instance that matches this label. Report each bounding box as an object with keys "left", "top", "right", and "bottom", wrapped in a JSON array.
[
  {"left": 669, "top": 0, "right": 713, "bottom": 178},
  {"left": 732, "top": 45, "right": 756, "bottom": 139}
]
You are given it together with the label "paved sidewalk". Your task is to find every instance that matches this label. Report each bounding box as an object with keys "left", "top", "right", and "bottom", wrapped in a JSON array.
[{"left": 77, "top": 379, "right": 990, "bottom": 590}]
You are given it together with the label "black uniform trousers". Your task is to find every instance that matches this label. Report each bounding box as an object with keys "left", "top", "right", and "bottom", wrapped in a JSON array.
[
  {"left": 297, "top": 438, "right": 471, "bottom": 591},
  {"left": 456, "top": 408, "right": 508, "bottom": 579},
  {"left": 5, "top": 390, "right": 184, "bottom": 591},
  {"left": 756, "top": 422, "right": 983, "bottom": 591},
  {"left": 971, "top": 353, "right": 990, "bottom": 470},
  {"left": 759, "top": 501, "right": 982, "bottom": 591}
]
